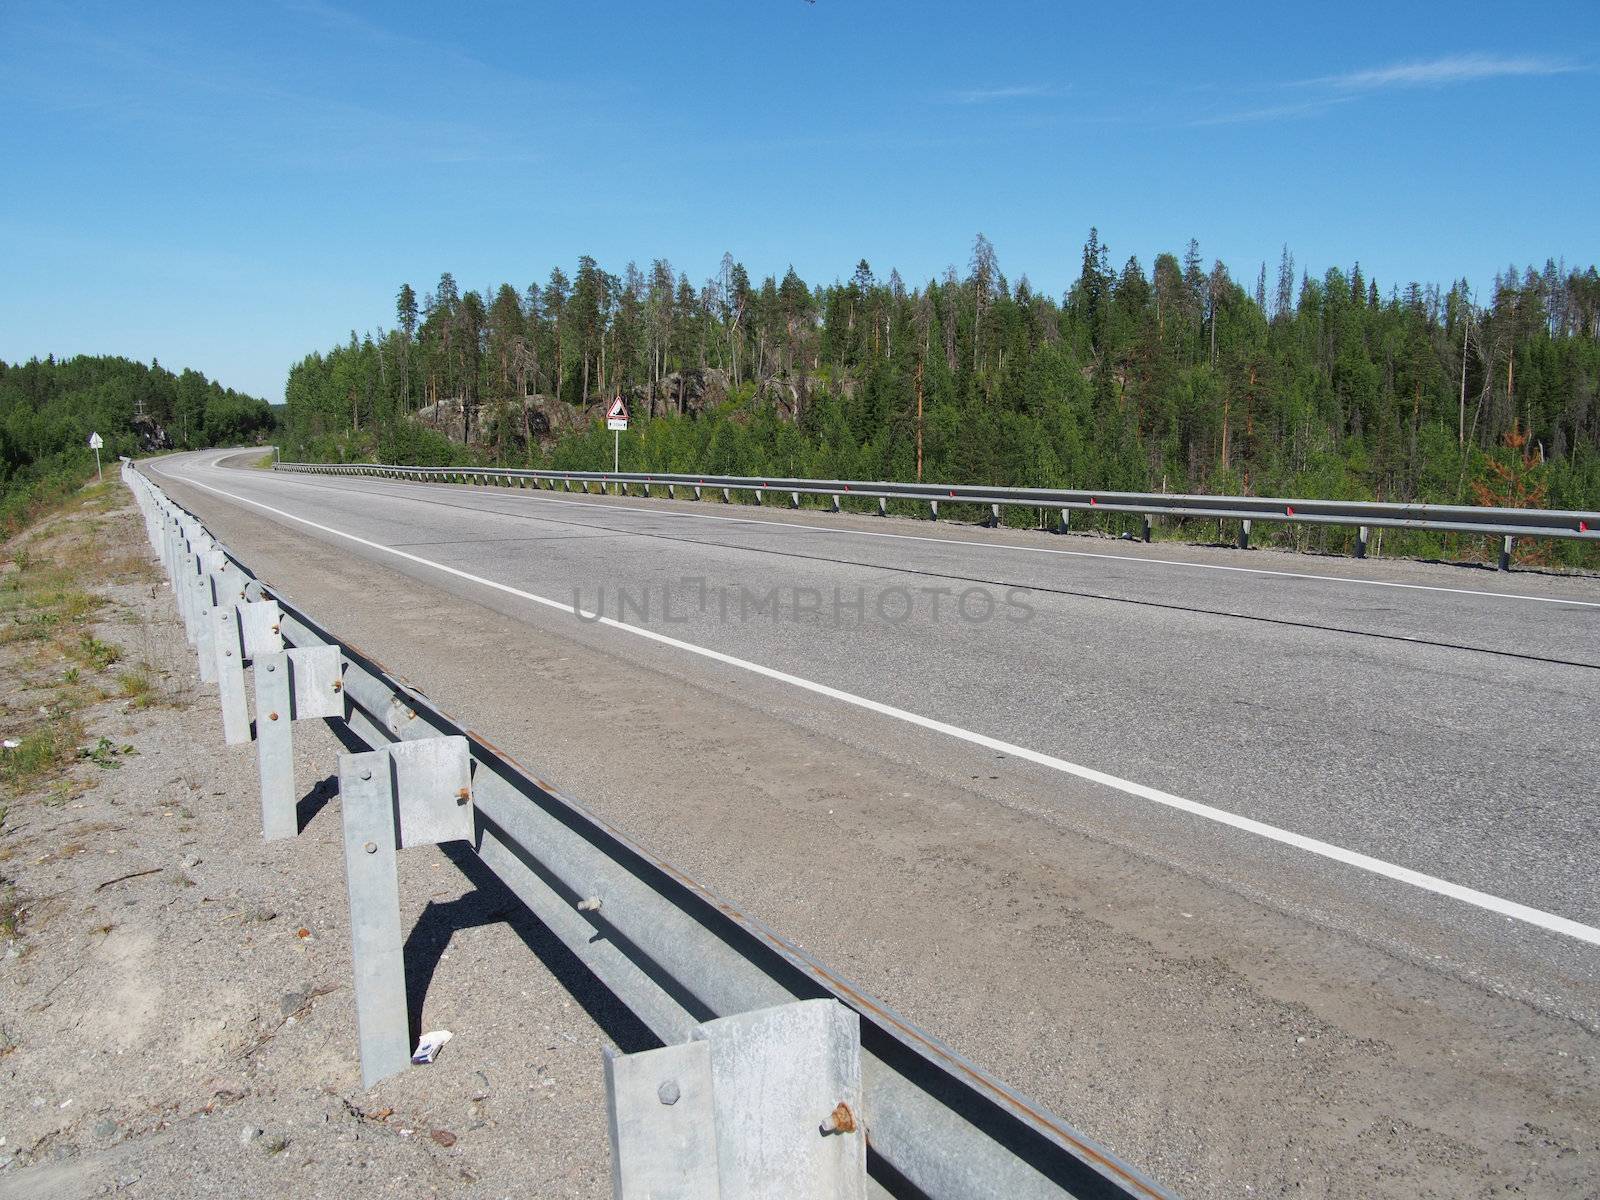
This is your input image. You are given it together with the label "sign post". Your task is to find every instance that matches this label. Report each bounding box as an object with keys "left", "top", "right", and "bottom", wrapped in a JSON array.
[
  {"left": 606, "top": 396, "right": 629, "bottom": 475},
  {"left": 88, "top": 431, "right": 104, "bottom": 483}
]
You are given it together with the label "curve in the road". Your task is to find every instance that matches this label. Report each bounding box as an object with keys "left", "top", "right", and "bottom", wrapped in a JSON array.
[
  {"left": 153, "top": 460, "right": 1600, "bottom": 950},
  {"left": 252, "top": 474, "right": 1600, "bottom": 671}
]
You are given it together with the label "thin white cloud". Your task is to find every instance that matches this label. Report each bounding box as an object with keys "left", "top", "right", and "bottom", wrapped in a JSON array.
[
  {"left": 1309, "top": 53, "right": 1577, "bottom": 90},
  {"left": 948, "top": 83, "right": 1062, "bottom": 104},
  {"left": 1185, "top": 96, "right": 1357, "bottom": 127}
]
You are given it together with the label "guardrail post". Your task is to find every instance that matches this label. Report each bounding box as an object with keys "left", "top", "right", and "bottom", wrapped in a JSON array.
[
  {"left": 339, "top": 749, "right": 410, "bottom": 1087},
  {"left": 1238, "top": 519, "right": 1252, "bottom": 550},
  {"left": 604, "top": 1040, "right": 720, "bottom": 1197},
  {"left": 1499, "top": 535, "right": 1514, "bottom": 571},
  {"left": 338, "top": 736, "right": 475, "bottom": 1086},
  {"left": 254, "top": 653, "right": 296, "bottom": 840},
  {"left": 877, "top": 497, "right": 887, "bottom": 517},
  {"left": 1142, "top": 514, "right": 1153, "bottom": 543},
  {"left": 722, "top": 487, "right": 732, "bottom": 504},
  {"left": 254, "top": 644, "right": 343, "bottom": 840},
  {"left": 753, "top": 488, "right": 763, "bottom": 506},
  {"left": 790, "top": 491, "right": 800, "bottom": 509},
  {"left": 830, "top": 494, "right": 841, "bottom": 513},
  {"left": 193, "top": 572, "right": 218, "bottom": 681},
  {"left": 694, "top": 485, "right": 703, "bottom": 500},
  {"left": 667, "top": 484, "right": 676, "bottom": 499},
  {"left": 989, "top": 502, "right": 1001, "bottom": 528},
  {"left": 212, "top": 605, "right": 250, "bottom": 745},
  {"left": 1058, "top": 507, "right": 1070, "bottom": 534},
  {"left": 929, "top": 499, "right": 938, "bottom": 521},
  {"left": 605, "top": 999, "right": 865, "bottom": 1200},
  {"left": 1355, "top": 525, "right": 1369, "bottom": 559}
]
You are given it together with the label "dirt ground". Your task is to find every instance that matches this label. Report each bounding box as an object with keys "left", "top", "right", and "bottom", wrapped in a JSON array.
[{"left": 0, "top": 484, "right": 628, "bottom": 1199}]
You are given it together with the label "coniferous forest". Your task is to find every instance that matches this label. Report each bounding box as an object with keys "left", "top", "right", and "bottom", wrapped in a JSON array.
[
  {"left": 279, "top": 233, "right": 1600, "bottom": 564},
  {"left": 0, "top": 355, "right": 274, "bottom": 532}
]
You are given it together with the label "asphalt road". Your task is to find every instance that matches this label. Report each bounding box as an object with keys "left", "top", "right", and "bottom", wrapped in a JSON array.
[{"left": 146, "top": 448, "right": 1600, "bottom": 1198}]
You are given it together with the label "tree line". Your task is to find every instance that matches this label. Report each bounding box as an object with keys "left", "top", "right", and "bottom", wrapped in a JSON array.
[
  {"left": 0, "top": 355, "right": 275, "bottom": 531},
  {"left": 279, "top": 234, "right": 1600, "bottom": 563}
]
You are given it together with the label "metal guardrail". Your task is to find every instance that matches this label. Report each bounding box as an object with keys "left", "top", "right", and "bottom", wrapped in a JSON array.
[
  {"left": 123, "top": 460, "right": 1176, "bottom": 1200},
  {"left": 275, "top": 460, "right": 1600, "bottom": 570}
]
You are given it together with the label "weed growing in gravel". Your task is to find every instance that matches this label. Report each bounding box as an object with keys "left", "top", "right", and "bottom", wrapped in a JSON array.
[
  {"left": 0, "top": 885, "right": 21, "bottom": 938},
  {"left": 78, "top": 737, "right": 135, "bottom": 770},
  {"left": 117, "top": 666, "right": 157, "bottom": 708},
  {"left": 1, "top": 720, "right": 83, "bottom": 792},
  {"left": 41, "top": 781, "right": 77, "bottom": 808},
  {"left": 74, "top": 633, "right": 122, "bottom": 670}
]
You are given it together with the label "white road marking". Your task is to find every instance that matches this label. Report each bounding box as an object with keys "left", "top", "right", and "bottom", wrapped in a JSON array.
[
  {"left": 152, "top": 458, "right": 1600, "bottom": 947},
  {"left": 228, "top": 457, "right": 1600, "bottom": 610}
]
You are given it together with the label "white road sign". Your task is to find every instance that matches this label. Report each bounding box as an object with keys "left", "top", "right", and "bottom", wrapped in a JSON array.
[
  {"left": 88, "top": 431, "right": 104, "bottom": 449},
  {"left": 606, "top": 396, "right": 629, "bottom": 431}
]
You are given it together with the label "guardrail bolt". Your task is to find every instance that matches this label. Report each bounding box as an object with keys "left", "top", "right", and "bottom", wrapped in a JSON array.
[
  {"left": 657, "top": 1079, "right": 680, "bottom": 1106},
  {"left": 456, "top": 787, "right": 470, "bottom": 805},
  {"left": 363, "top": 841, "right": 377, "bottom": 855},
  {"left": 360, "top": 767, "right": 372, "bottom": 781},
  {"left": 819, "top": 1101, "right": 857, "bottom": 1135},
  {"left": 268, "top": 712, "right": 279, "bottom": 721}
]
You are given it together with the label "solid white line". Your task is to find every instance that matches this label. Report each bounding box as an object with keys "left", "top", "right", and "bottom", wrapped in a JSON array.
[
  {"left": 237, "top": 459, "right": 1600, "bottom": 610},
  {"left": 154, "top": 459, "right": 1600, "bottom": 947}
]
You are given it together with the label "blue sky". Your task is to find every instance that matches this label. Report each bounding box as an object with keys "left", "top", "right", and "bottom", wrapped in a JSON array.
[{"left": 2, "top": 1, "right": 1595, "bottom": 401}]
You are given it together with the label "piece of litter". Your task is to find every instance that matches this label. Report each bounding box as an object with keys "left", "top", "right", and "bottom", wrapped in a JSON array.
[
  {"left": 412, "top": 1030, "right": 453, "bottom": 1064},
  {"left": 2, "top": 740, "right": 19, "bottom": 750}
]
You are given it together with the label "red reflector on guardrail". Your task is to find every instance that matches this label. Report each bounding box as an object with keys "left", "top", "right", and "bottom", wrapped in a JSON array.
[
  {"left": 1286, "top": 506, "right": 1295, "bottom": 516},
  {"left": 1090, "top": 498, "right": 1097, "bottom": 506},
  {"left": 1582, "top": 521, "right": 1590, "bottom": 532},
  {"left": 949, "top": 490, "right": 956, "bottom": 497}
]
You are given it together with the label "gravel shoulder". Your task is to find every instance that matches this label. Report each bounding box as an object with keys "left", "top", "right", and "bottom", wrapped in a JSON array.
[{"left": 0, "top": 485, "right": 621, "bottom": 1199}]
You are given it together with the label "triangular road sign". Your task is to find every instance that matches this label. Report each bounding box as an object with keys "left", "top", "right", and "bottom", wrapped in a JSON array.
[{"left": 607, "top": 396, "right": 628, "bottom": 421}]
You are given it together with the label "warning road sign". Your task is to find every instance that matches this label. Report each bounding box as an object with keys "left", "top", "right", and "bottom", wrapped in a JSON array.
[
  {"left": 606, "top": 397, "right": 629, "bottom": 431},
  {"left": 88, "top": 432, "right": 104, "bottom": 449}
]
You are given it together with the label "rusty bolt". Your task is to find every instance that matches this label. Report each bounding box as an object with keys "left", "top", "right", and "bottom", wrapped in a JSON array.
[
  {"left": 456, "top": 787, "right": 470, "bottom": 805},
  {"left": 268, "top": 712, "right": 279, "bottom": 722},
  {"left": 271, "top": 624, "right": 280, "bottom": 634},
  {"left": 332, "top": 680, "right": 343, "bottom": 693},
  {"left": 819, "top": 1102, "right": 856, "bottom": 1135}
]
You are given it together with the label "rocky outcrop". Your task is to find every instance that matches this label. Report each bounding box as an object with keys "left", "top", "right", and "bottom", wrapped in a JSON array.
[{"left": 411, "top": 367, "right": 851, "bottom": 449}]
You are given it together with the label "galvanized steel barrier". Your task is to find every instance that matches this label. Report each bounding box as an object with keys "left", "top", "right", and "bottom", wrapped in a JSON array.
[
  {"left": 276, "top": 459, "right": 1600, "bottom": 570},
  {"left": 122, "top": 459, "right": 1175, "bottom": 1200}
]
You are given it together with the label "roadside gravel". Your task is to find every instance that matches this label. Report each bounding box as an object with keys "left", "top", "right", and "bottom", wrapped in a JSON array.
[{"left": 0, "top": 488, "right": 621, "bottom": 1200}]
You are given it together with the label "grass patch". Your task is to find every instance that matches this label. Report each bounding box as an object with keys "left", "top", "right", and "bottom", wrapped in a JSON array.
[
  {"left": 1, "top": 719, "right": 83, "bottom": 792},
  {"left": 0, "top": 885, "right": 22, "bottom": 939},
  {"left": 117, "top": 665, "right": 158, "bottom": 708},
  {"left": 73, "top": 633, "right": 122, "bottom": 671}
]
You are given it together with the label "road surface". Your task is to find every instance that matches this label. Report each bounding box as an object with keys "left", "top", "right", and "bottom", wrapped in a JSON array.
[{"left": 148, "top": 448, "right": 1599, "bottom": 1199}]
